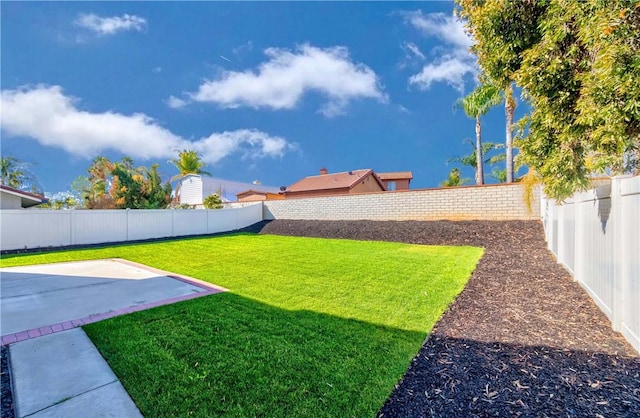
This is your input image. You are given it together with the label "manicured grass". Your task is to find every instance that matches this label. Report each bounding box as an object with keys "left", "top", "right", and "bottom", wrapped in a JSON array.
[{"left": 1, "top": 234, "right": 483, "bottom": 417}]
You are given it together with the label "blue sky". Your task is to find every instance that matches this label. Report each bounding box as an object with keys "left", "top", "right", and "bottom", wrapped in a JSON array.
[{"left": 1, "top": 1, "right": 525, "bottom": 195}]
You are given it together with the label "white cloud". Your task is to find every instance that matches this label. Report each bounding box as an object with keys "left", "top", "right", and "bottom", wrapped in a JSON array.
[
  {"left": 409, "top": 57, "right": 476, "bottom": 93},
  {"left": 403, "top": 11, "right": 477, "bottom": 93},
  {"left": 405, "top": 11, "right": 472, "bottom": 50},
  {"left": 185, "top": 44, "right": 386, "bottom": 117},
  {"left": 232, "top": 41, "right": 254, "bottom": 57},
  {"left": 166, "top": 95, "right": 187, "bottom": 109},
  {"left": 193, "top": 129, "right": 294, "bottom": 164},
  {"left": 404, "top": 42, "right": 426, "bottom": 61},
  {"left": 74, "top": 13, "right": 147, "bottom": 36},
  {"left": 1, "top": 85, "right": 293, "bottom": 164}
]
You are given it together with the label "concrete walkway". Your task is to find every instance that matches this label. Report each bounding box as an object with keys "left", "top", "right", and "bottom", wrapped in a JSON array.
[
  {"left": 1, "top": 259, "right": 226, "bottom": 418},
  {"left": 10, "top": 329, "right": 142, "bottom": 418}
]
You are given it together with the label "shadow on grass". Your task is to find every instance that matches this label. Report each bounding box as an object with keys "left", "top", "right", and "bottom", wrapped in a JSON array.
[
  {"left": 84, "top": 292, "right": 425, "bottom": 418},
  {"left": 378, "top": 334, "right": 640, "bottom": 417}
]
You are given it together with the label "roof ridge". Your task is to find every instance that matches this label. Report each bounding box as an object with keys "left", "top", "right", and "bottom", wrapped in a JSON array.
[{"left": 304, "top": 168, "right": 372, "bottom": 179}]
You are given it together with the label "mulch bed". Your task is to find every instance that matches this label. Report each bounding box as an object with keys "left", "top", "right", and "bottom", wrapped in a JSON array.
[
  {"left": 1, "top": 346, "right": 13, "bottom": 418},
  {"left": 257, "top": 220, "right": 640, "bottom": 417},
  {"left": 2, "top": 219, "right": 638, "bottom": 417}
]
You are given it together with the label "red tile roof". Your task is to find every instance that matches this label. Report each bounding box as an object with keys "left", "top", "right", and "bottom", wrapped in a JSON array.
[{"left": 286, "top": 169, "right": 382, "bottom": 193}]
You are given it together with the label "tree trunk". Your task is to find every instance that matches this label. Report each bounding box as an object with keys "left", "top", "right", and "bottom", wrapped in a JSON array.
[
  {"left": 505, "top": 83, "right": 515, "bottom": 183},
  {"left": 475, "top": 116, "right": 484, "bottom": 185}
]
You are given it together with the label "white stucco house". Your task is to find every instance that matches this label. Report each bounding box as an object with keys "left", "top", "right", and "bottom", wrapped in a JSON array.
[
  {"left": 0, "top": 185, "right": 48, "bottom": 209},
  {"left": 176, "top": 175, "right": 280, "bottom": 205}
]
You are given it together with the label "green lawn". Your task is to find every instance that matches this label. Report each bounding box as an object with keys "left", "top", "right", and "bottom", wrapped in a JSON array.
[{"left": 1, "top": 234, "right": 483, "bottom": 417}]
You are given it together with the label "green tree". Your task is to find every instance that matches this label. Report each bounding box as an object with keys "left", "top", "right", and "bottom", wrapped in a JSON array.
[
  {"left": 111, "top": 158, "right": 171, "bottom": 209},
  {"left": 456, "top": 0, "right": 548, "bottom": 183},
  {"left": 83, "top": 156, "right": 171, "bottom": 209},
  {"left": 456, "top": 82, "right": 503, "bottom": 185},
  {"left": 516, "top": 1, "right": 640, "bottom": 199},
  {"left": 1, "top": 155, "right": 26, "bottom": 188},
  {"left": 448, "top": 139, "right": 505, "bottom": 173},
  {"left": 111, "top": 157, "right": 144, "bottom": 209},
  {"left": 40, "top": 192, "right": 79, "bottom": 210},
  {"left": 70, "top": 175, "right": 91, "bottom": 208},
  {"left": 144, "top": 164, "right": 172, "bottom": 209},
  {"left": 490, "top": 168, "right": 507, "bottom": 183},
  {"left": 441, "top": 168, "right": 470, "bottom": 187},
  {"left": 458, "top": 0, "right": 640, "bottom": 200},
  {"left": 1, "top": 155, "right": 41, "bottom": 192},
  {"left": 504, "top": 84, "right": 516, "bottom": 183},
  {"left": 203, "top": 193, "right": 223, "bottom": 209},
  {"left": 85, "top": 156, "right": 115, "bottom": 208},
  {"left": 170, "top": 149, "right": 211, "bottom": 181}
]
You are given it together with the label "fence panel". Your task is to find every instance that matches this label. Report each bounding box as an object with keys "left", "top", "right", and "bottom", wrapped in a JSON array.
[
  {"left": 237, "top": 204, "right": 263, "bottom": 229},
  {"left": 207, "top": 209, "right": 239, "bottom": 234},
  {"left": 127, "top": 210, "right": 174, "bottom": 241},
  {"left": 556, "top": 199, "right": 576, "bottom": 274},
  {"left": 542, "top": 175, "right": 640, "bottom": 353},
  {"left": 1, "top": 211, "right": 71, "bottom": 250},
  {"left": 617, "top": 177, "right": 640, "bottom": 351},
  {"left": 0, "top": 205, "right": 264, "bottom": 251},
  {"left": 173, "top": 210, "right": 208, "bottom": 236},
  {"left": 573, "top": 186, "right": 614, "bottom": 318},
  {"left": 73, "top": 210, "right": 127, "bottom": 245},
  {"left": 547, "top": 201, "right": 559, "bottom": 255}
]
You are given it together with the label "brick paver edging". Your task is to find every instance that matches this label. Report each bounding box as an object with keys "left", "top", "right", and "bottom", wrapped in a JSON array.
[{"left": 1, "top": 258, "right": 227, "bottom": 346}]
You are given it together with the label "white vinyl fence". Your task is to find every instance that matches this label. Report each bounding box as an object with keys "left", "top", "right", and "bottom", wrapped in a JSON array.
[
  {"left": 541, "top": 175, "right": 640, "bottom": 353},
  {"left": 0, "top": 204, "right": 263, "bottom": 251}
]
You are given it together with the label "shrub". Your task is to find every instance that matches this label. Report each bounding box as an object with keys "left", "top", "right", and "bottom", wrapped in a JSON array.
[{"left": 203, "top": 193, "right": 223, "bottom": 209}]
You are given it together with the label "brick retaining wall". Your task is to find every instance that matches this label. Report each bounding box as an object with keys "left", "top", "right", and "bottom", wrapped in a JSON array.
[{"left": 263, "top": 183, "right": 540, "bottom": 221}]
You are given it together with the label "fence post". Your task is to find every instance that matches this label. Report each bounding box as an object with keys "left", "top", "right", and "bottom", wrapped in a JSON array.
[
  {"left": 171, "top": 208, "right": 175, "bottom": 237},
  {"left": 573, "top": 192, "right": 583, "bottom": 284},
  {"left": 70, "top": 209, "right": 75, "bottom": 246},
  {"left": 611, "top": 175, "right": 628, "bottom": 332}
]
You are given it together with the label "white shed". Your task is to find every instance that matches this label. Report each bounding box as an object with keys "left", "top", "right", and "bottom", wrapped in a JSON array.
[{"left": 176, "top": 175, "right": 279, "bottom": 205}]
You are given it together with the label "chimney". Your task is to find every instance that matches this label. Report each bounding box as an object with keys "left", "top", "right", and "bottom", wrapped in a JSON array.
[{"left": 319, "top": 167, "right": 328, "bottom": 175}]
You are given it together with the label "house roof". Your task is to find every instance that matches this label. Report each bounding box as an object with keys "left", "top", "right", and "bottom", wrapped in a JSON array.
[
  {"left": 236, "top": 189, "right": 279, "bottom": 198},
  {"left": 0, "top": 185, "right": 48, "bottom": 208},
  {"left": 377, "top": 171, "right": 414, "bottom": 181},
  {"left": 286, "top": 169, "right": 385, "bottom": 193}
]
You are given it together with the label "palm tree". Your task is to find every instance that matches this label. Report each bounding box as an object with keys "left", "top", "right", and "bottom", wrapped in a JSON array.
[
  {"left": 1, "top": 155, "right": 41, "bottom": 192},
  {"left": 1, "top": 155, "right": 30, "bottom": 188},
  {"left": 85, "top": 156, "right": 115, "bottom": 209},
  {"left": 456, "top": 82, "right": 502, "bottom": 185},
  {"left": 169, "top": 150, "right": 211, "bottom": 181},
  {"left": 448, "top": 139, "right": 505, "bottom": 174},
  {"left": 504, "top": 82, "right": 516, "bottom": 183},
  {"left": 441, "top": 168, "right": 470, "bottom": 187}
]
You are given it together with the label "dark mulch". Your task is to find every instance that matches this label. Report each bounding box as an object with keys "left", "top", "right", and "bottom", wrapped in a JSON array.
[
  {"left": 2, "top": 220, "right": 637, "bottom": 417},
  {"left": 1, "top": 346, "right": 13, "bottom": 418},
  {"left": 257, "top": 220, "right": 640, "bottom": 417}
]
